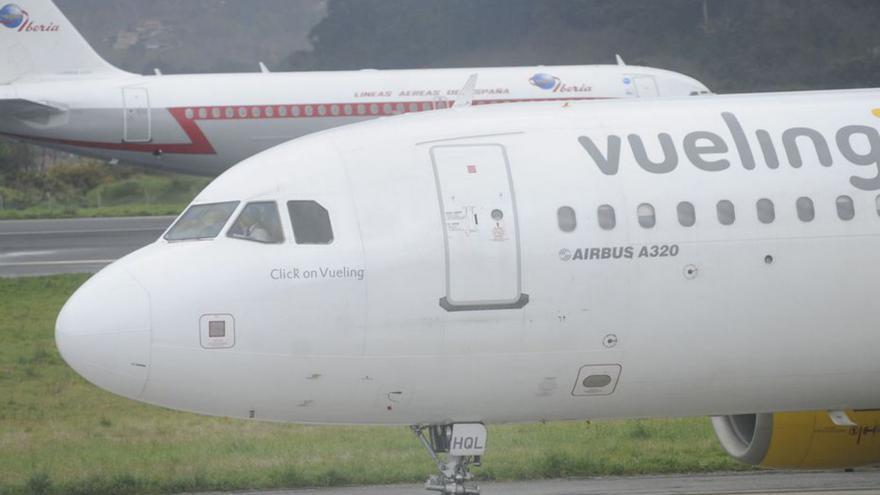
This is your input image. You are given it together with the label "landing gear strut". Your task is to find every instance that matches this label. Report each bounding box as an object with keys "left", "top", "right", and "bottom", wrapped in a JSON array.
[{"left": 411, "top": 424, "right": 487, "bottom": 495}]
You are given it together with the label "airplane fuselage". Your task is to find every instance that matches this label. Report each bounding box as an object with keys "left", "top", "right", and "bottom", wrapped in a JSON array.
[
  {"left": 1, "top": 65, "right": 708, "bottom": 175},
  {"left": 56, "top": 89, "right": 880, "bottom": 426}
]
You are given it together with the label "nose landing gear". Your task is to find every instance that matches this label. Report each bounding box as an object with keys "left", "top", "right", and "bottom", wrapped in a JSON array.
[{"left": 411, "top": 423, "right": 487, "bottom": 495}]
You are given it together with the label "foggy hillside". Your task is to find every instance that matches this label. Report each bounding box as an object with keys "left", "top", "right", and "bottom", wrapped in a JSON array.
[
  {"left": 287, "top": 0, "right": 880, "bottom": 93},
  {"left": 57, "top": 0, "right": 880, "bottom": 93},
  {"left": 55, "top": 0, "right": 327, "bottom": 74}
]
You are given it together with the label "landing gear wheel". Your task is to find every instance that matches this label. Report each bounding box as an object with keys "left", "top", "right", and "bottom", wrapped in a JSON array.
[{"left": 411, "top": 424, "right": 487, "bottom": 495}]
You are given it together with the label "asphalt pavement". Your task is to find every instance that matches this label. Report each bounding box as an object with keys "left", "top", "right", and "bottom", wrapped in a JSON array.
[
  {"left": 188, "top": 470, "right": 880, "bottom": 495},
  {"left": 0, "top": 216, "right": 173, "bottom": 277}
]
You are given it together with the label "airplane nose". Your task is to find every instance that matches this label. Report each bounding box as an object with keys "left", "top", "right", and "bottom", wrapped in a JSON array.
[{"left": 55, "top": 266, "right": 151, "bottom": 400}]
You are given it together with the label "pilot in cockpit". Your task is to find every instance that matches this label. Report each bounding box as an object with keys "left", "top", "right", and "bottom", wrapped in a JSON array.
[{"left": 228, "top": 202, "right": 282, "bottom": 243}]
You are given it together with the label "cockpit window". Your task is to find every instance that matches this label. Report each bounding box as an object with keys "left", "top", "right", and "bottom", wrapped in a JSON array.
[
  {"left": 288, "top": 200, "right": 334, "bottom": 244},
  {"left": 164, "top": 201, "right": 239, "bottom": 241},
  {"left": 227, "top": 202, "right": 284, "bottom": 244}
]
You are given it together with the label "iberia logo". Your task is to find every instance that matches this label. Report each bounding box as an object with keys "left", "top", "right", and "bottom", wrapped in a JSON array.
[
  {"left": 0, "top": 4, "right": 60, "bottom": 32},
  {"left": 529, "top": 73, "right": 560, "bottom": 91},
  {"left": 0, "top": 3, "right": 23, "bottom": 28},
  {"left": 529, "top": 73, "right": 592, "bottom": 94}
]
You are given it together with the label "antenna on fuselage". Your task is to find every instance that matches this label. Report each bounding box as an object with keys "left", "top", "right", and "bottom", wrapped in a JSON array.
[
  {"left": 615, "top": 54, "right": 626, "bottom": 66},
  {"left": 452, "top": 73, "right": 479, "bottom": 109},
  {"left": 259, "top": 62, "right": 271, "bottom": 74}
]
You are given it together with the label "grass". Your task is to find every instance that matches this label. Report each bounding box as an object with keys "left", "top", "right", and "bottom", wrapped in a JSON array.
[
  {"left": 0, "top": 275, "right": 746, "bottom": 495},
  {"left": 0, "top": 167, "right": 209, "bottom": 220}
]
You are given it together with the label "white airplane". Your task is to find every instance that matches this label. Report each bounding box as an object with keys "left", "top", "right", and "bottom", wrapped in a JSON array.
[
  {"left": 0, "top": 0, "right": 712, "bottom": 176},
  {"left": 55, "top": 87, "right": 880, "bottom": 494}
]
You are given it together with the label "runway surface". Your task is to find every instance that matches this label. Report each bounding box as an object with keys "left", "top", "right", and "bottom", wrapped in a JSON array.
[
  {"left": 193, "top": 470, "right": 880, "bottom": 495},
  {"left": 0, "top": 216, "right": 174, "bottom": 277}
]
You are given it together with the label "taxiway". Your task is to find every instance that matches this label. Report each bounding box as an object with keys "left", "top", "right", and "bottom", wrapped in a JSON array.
[
  {"left": 0, "top": 216, "right": 172, "bottom": 277},
  {"left": 190, "top": 470, "right": 880, "bottom": 495}
]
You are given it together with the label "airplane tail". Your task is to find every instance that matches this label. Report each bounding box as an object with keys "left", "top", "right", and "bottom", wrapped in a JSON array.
[{"left": 0, "top": 0, "right": 126, "bottom": 83}]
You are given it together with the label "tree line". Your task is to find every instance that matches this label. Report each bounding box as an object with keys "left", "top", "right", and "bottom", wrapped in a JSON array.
[{"left": 286, "top": 0, "right": 880, "bottom": 93}]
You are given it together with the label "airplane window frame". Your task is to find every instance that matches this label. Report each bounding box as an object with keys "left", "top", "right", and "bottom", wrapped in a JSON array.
[
  {"left": 288, "top": 200, "right": 335, "bottom": 245},
  {"left": 557, "top": 206, "right": 577, "bottom": 233},
  {"left": 677, "top": 201, "right": 696, "bottom": 227},
  {"left": 597, "top": 204, "right": 616, "bottom": 230},
  {"left": 796, "top": 197, "right": 815, "bottom": 222},
  {"left": 227, "top": 201, "right": 285, "bottom": 245},
  {"left": 836, "top": 195, "right": 855, "bottom": 221},
  {"left": 637, "top": 203, "right": 656, "bottom": 229},
  {"left": 717, "top": 200, "right": 736, "bottom": 226},
  {"left": 756, "top": 198, "right": 775, "bottom": 224},
  {"left": 164, "top": 201, "right": 240, "bottom": 242}
]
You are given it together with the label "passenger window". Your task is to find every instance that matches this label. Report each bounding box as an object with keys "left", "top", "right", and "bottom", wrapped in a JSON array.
[
  {"left": 288, "top": 200, "right": 334, "bottom": 244},
  {"left": 227, "top": 202, "right": 284, "bottom": 244},
  {"left": 717, "top": 200, "right": 735, "bottom": 226},
  {"left": 756, "top": 199, "right": 775, "bottom": 224},
  {"left": 637, "top": 203, "right": 655, "bottom": 229},
  {"left": 677, "top": 202, "right": 695, "bottom": 227},
  {"left": 797, "top": 196, "right": 816, "bottom": 222},
  {"left": 836, "top": 195, "right": 855, "bottom": 221},
  {"left": 557, "top": 206, "right": 577, "bottom": 232},
  {"left": 164, "top": 201, "right": 239, "bottom": 241},
  {"left": 797, "top": 197, "right": 815, "bottom": 222},
  {"left": 597, "top": 205, "right": 616, "bottom": 230}
]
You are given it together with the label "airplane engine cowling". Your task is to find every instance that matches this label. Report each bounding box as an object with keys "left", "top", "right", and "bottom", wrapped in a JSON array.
[{"left": 711, "top": 411, "right": 880, "bottom": 469}]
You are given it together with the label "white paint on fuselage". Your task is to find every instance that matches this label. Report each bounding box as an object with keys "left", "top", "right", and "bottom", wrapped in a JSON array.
[
  {"left": 57, "top": 89, "right": 880, "bottom": 426},
  {"left": 2, "top": 65, "right": 710, "bottom": 175}
]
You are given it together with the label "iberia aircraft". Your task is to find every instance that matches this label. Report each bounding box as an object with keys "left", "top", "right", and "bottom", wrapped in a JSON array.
[
  {"left": 0, "top": 0, "right": 711, "bottom": 176},
  {"left": 56, "top": 88, "right": 880, "bottom": 494}
]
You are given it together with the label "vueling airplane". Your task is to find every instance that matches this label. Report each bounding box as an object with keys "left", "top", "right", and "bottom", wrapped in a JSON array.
[
  {"left": 56, "top": 88, "right": 880, "bottom": 494},
  {"left": 0, "top": 0, "right": 711, "bottom": 176}
]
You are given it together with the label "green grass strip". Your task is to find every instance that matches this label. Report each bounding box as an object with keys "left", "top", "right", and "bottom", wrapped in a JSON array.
[{"left": 0, "top": 275, "right": 745, "bottom": 495}]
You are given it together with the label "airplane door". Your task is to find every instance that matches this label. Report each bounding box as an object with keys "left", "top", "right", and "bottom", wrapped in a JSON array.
[
  {"left": 122, "top": 87, "right": 151, "bottom": 143},
  {"left": 431, "top": 144, "right": 529, "bottom": 311},
  {"left": 631, "top": 75, "right": 659, "bottom": 97}
]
